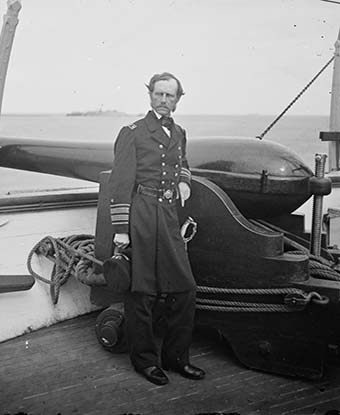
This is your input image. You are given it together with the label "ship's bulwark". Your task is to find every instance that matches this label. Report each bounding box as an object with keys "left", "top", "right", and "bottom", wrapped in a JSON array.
[{"left": 0, "top": 135, "right": 313, "bottom": 218}]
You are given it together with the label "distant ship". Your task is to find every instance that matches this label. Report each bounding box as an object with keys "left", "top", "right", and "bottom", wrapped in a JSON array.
[{"left": 66, "top": 108, "right": 127, "bottom": 116}]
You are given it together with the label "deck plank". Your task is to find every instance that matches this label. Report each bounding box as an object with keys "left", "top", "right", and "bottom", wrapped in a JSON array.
[{"left": 1, "top": 312, "right": 340, "bottom": 415}]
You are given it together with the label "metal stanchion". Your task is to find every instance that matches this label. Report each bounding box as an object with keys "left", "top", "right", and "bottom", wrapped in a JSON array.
[{"left": 310, "top": 154, "right": 328, "bottom": 256}]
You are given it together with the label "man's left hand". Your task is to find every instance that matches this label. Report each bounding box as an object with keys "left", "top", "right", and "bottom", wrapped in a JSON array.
[{"left": 178, "top": 182, "right": 191, "bottom": 207}]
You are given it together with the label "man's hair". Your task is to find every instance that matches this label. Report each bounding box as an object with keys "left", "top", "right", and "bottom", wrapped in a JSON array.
[{"left": 146, "top": 72, "right": 185, "bottom": 99}]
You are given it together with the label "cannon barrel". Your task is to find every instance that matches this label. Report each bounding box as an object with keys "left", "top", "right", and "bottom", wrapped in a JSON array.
[{"left": 0, "top": 135, "right": 313, "bottom": 218}]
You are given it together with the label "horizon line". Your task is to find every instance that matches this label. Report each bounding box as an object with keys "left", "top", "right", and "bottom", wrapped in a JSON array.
[{"left": 0, "top": 112, "right": 330, "bottom": 117}]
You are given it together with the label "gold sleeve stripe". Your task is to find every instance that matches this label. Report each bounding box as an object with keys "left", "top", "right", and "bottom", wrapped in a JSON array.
[
  {"left": 111, "top": 214, "right": 129, "bottom": 222},
  {"left": 110, "top": 203, "right": 130, "bottom": 224},
  {"left": 110, "top": 206, "right": 129, "bottom": 215},
  {"left": 109, "top": 203, "right": 130, "bottom": 208}
]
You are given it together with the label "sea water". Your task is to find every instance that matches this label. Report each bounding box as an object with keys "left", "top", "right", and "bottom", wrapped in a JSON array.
[{"left": 0, "top": 114, "right": 329, "bottom": 195}]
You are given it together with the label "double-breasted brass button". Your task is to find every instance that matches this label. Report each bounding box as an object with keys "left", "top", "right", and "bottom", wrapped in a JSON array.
[
  {"left": 162, "top": 171, "right": 167, "bottom": 176},
  {"left": 161, "top": 154, "right": 166, "bottom": 158},
  {"left": 158, "top": 198, "right": 163, "bottom": 202},
  {"left": 162, "top": 162, "right": 166, "bottom": 167},
  {"left": 159, "top": 144, "right": 164, "bottom": 149}
]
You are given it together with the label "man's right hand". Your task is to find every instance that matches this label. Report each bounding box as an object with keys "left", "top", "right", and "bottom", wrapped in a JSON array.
[{"left": 113, "top": 233, "right": 130, "bottom": 249}]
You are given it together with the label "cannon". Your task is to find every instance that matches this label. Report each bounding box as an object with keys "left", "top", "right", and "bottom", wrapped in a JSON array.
[
  {"left": 3, "top": 132, "right": 339, "bottom": 379},
  {"left": 83, "top": 136, "right": 339, "bottom": 380}
]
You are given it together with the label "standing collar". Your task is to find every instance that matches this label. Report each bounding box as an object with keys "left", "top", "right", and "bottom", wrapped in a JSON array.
[
  {"left": 153, "top": 110, "right": 162, "bottom": 120},
  {"left": 144, "top": 110, "right": 182, "bottom": 149},
  {"left": 152, "top": 109, "right": 174, "bottom": 120}
]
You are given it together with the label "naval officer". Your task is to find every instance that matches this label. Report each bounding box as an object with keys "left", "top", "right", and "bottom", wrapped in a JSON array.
[{"left": 108, "top": 72, "right": 205, "bottom": 385}]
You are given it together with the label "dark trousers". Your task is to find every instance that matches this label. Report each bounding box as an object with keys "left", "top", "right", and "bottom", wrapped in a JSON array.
[{"left": 124, "top": 290, "right": 196, "bottom": 371}]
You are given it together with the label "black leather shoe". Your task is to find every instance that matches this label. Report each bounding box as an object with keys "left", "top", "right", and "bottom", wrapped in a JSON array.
[
  {"left": 163, "top": 363, "right": 205, "bottom": 380},
  {"left": 137, "top": 365, "right": 169, "bottom": 386}
]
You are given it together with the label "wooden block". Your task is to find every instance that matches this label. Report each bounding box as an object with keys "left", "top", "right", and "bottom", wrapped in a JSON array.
[{"left": 319, "top": 131, "right": 340, "bottom": 141}]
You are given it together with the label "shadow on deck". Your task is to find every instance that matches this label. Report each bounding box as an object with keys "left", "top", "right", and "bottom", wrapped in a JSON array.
[{"left": 1, "top": 312, "right": 340, "bottom": 415}]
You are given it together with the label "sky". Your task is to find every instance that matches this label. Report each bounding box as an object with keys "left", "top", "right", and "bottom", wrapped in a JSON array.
[{"left": 0, "top": 0, "right": 340, "bottom": 115}]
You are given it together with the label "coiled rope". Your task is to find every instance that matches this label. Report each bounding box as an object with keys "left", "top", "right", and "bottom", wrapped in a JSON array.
[
  {"left": 27, "top": 233, "right": 334, "bottom": 310},
  {"left": 27, "top": 234, "right": 105, "bottom": 304},
  {"left": 195, "top": 286, "right": 328, "bottom": 312},
  {"left": 288, "top": 250, "right": 340, "bottom": 281}
]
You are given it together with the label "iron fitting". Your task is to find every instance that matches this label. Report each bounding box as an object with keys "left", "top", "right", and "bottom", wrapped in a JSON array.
[
  {"left": 309, "top": 176, "right": 332, "bottom": 196},
  {"left": 314, "top": 153, "right": 327, "bottom": 178}
]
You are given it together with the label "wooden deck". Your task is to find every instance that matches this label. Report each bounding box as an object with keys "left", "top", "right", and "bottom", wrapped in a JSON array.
[{"left": 1, "top": 313, "right": 340, "bottom": 415}]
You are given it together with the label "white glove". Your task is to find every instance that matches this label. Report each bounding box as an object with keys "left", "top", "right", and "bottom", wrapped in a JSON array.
[
  {"left": 178, "top": 182, "right": 191, "bottom": 207},
  {"left": 113, "top": 233, "right": 130, "bottom": 249}
]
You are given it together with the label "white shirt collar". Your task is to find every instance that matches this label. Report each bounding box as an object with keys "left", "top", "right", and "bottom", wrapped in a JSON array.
[
  {"left": 152, "top": 110, "right": 171, "bottom": 136},
  {"left": 152, "top": 110, "right": 173, "bottom": 120},
  {"left": 153, "top": 110, "right": 162, "bottom": 119}
]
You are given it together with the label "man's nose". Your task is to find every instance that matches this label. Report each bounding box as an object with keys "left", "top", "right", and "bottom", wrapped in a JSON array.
[{"left": 160, "top": 93, "right": 167, "bottom": 102}]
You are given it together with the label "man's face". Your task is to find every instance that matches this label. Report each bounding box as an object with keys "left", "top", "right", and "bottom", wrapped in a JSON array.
[{"left": 150, "top": 78, "right": 180, "bottom": 116}]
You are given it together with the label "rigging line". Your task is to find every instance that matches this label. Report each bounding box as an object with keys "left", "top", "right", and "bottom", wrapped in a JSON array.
[
  {"left": 321, "top": 0, "right": 340, "bottom": 4},
  {"left": 256, "top": 56, "right": 334, "bottom": 140}
]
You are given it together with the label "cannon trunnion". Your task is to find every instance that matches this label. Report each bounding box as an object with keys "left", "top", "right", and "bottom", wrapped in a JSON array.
[{"left": 92, "top": 171, "right": 340, "bottom": 380}]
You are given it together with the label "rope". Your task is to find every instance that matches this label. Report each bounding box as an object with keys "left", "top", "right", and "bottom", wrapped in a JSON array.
[
  {"left": 27, "top": 232, "right": 335, "bottom": 308},
  {"left": 27, "top": 235, "right": 105, "bottom": 304},
  {"left": 310, "top": 267, "right": 340, "bottom": 281},
  {"left": 286, "top": 249, "right": 340, "bottom": 281},
  {"left": 256, "top": 56, "right": 334, "bottom": 140},
  {"left": 196, "top": 304, "right": 296, "bottom": 313},
  {"left": 195, "top": 286, "right": 328, "bottom": 312},
  {"left": 27, "top": 218, "right": 199, "bottom": 304},
  {"left": 197, "top": 286, "right": 302, "bottom": 295},
  {"left": 196, "top": 298, "right": 296, "bottom": 312}
]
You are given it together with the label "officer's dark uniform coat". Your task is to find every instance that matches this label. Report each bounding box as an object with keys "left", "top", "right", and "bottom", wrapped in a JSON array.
[{"left": 108, "top": 110, "right": 196, "bottom": 294}]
